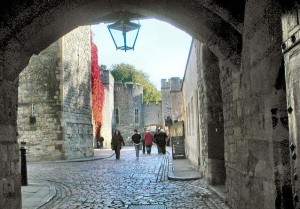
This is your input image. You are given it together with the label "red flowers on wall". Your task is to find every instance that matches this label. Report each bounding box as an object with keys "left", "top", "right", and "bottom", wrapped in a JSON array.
[{"left": 91, "top": 33, "right": 104, "bottom": 132}]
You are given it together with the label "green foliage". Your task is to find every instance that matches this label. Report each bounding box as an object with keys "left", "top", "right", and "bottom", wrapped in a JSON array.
[{"left": 110, "top": 63, "right": 162, "bottom": 102}]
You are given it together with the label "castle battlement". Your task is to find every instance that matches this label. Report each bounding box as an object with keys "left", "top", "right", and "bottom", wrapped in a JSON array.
[
  {"left": 161, "top": 77, "right": 182, "bottom": 91},
  {"left": 101, "top": 67, "right": 114, "bottom": 85},
  {"left": 161, "top": 79, "right": 170, "bottom": 89},
  {"left": 170, "top": 77, "right": 182, "bottom": 92}
]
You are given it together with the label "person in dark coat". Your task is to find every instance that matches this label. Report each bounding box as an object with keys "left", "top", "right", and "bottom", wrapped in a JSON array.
[
  {"left": 111, "top": 130, "right": 125, "bottom": 160},
  {"left": 131, "top": 129, "right": 141, "bottom": 159},
  {"left": 95, "top": 125, "right": 101, "bottom": 148},
  {"left": 99, "top": 136, "right": 104, "bottom": 149},
  {"left": 155, "top": 129, "right": 168, "bottom": 154},
  {"left": 141, "top": 127, "right": 147, "bottom": 154},
  {"left": 154, "top": 127, "right": 162, "bottom": 153}
]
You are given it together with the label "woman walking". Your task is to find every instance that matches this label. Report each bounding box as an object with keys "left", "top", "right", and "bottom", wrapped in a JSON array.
[{"left": 111, "top": 130, "right": 125, "bottom": 160}]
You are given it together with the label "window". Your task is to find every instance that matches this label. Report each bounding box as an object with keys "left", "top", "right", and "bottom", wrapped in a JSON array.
[
  {"left": 115, "top": 108, "right": 120, "bottom": 124},
  {"left": 135, "top": 108, "right": 139, "bottom": 124}
]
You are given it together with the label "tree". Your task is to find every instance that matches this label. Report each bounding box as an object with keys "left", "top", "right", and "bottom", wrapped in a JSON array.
[{"left": 110, "top": 63, "right": 162, "bottom": 102}]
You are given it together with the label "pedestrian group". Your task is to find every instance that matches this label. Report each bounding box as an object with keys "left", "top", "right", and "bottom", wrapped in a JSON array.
[{"left": 110, "top": 127, "right": 169, "bottom": 160}]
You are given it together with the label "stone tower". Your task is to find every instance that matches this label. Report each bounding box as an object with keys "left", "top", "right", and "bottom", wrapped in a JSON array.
[
  {"left": 100, "top": 65, "right": 114, "bottom": 148},
  {"left": 161, "top": 77, "right": 183, "bottom": 127},
  {"left": 113, "top": 82, "right": 144, "bottom": 142}
]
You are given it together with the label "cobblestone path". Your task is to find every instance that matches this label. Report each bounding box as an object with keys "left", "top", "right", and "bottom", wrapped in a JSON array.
[{"left": 27, "top": 147, "right": 229, "bottom": 209}]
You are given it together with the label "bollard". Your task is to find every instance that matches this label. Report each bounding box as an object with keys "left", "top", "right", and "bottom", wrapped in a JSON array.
[{"left": 20, "top": 142, "right": 28, "bottom": 186}]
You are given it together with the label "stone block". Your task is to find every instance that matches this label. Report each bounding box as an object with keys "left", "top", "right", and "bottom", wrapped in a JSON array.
[
  {"left": 0, "top": 145, "right": 7, "bottom": 162},
  {"left": 233, "top": 127, "right": 242, "bottom": 138},
  {"left": 249, "top": 139, "right": 270, "bottom": 161}
]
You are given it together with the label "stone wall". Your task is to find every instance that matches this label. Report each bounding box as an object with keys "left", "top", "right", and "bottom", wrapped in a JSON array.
[
  {"left": 143, "top": 101, "right": 162, "bottom": 127},
  {"left": 170, "top": 90, "right": 182, "bottom": 121},
  {"left": 18, "top": 26, "right": 93, "bottom": 161},
  {"left": 222, "top": 1, "right": 292, "bottom": 208},
  {"left": 183, "top": 39, "right": 225, "bottom": 185},
  {"left": 61, "top": 26, "right": 93, "bottom": 159},
  {"left": 0, "top": 79, "right": 20, "bottom": 209},
  {"left": 182, "top": 40, "right": 202, "bottom": 170},
  {"left": 101, "top": 68, "right": 114, "bottom": 148},
  {"left": 201, "top": 44, "right": 225, "bottom": 186},
  {"left": 114, "top": 82, "right": 144, "bottom": 142},
  {"left": 17, "top": 41, "right": 63, "bottom": 161},
  {"left": 282, "top": 6, "right": 300, "bottom": 209}
]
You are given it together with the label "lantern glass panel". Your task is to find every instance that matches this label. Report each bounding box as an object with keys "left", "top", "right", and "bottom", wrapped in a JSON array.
[
  {"left": 109, "top": 28, "right": 125, "bottom": 49},
  {"left": 107, "top": 20, "right": 140, "bottom": 51},
  {"left": 126, "top": 29, "right": 139, "bottom": 49}
]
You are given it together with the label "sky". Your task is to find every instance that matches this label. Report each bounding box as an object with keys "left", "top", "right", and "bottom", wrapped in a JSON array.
[{"left": 91, "top": 19, "right": 192, "bottom": 89}]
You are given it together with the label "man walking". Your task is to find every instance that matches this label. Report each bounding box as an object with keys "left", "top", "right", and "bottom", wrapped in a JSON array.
[{"left": 131, "top": 129, "right": 141, "bottom": 159}]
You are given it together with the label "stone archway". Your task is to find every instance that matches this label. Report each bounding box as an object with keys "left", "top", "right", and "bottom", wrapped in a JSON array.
[{"left": 1, "top": 0, "right": 243, "bottom": 82}]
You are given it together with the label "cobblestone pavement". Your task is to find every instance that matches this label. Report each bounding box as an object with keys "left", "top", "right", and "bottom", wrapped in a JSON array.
[{"left": 27, "top": 147, "right": 229, "bottom": 209}]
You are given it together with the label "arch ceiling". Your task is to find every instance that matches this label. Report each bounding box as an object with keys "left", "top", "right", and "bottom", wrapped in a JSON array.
[{"left": 0, "top": 0, "right": 245, "bottom": 81}]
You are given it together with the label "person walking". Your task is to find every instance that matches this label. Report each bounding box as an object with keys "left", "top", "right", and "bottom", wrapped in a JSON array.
[
  {"left": 95, "top": 125, "right": 101, "bottom": 149},
  {"left": 156, "top": 129, "right": 168, "bottom": 154},
  {"left": 131, "top": 129, "right": 141, "bottom": 159},
  {"left": 141, "top": 127, "right": 147, "bottom": 154},
  {"left": 111, "top": 130, "right": 125, "bottom": 160},
  {"left": 154, "top": 127, "right": 162, "bottom": 154},
  {"left": 144, "top": 129, "right": 154, "bottom": 154},
  {"left": 99, "top": 136, "right": 104, "bottom": 149}
]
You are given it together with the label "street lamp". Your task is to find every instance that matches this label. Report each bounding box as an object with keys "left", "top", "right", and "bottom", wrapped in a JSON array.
[{"left": 107, "top": 19, "right": 141, "bottom": 52}]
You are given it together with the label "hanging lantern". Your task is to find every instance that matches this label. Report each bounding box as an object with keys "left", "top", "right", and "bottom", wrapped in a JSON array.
[{"left": 107, "top": 19, "right": 141, "bottom": 52}]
